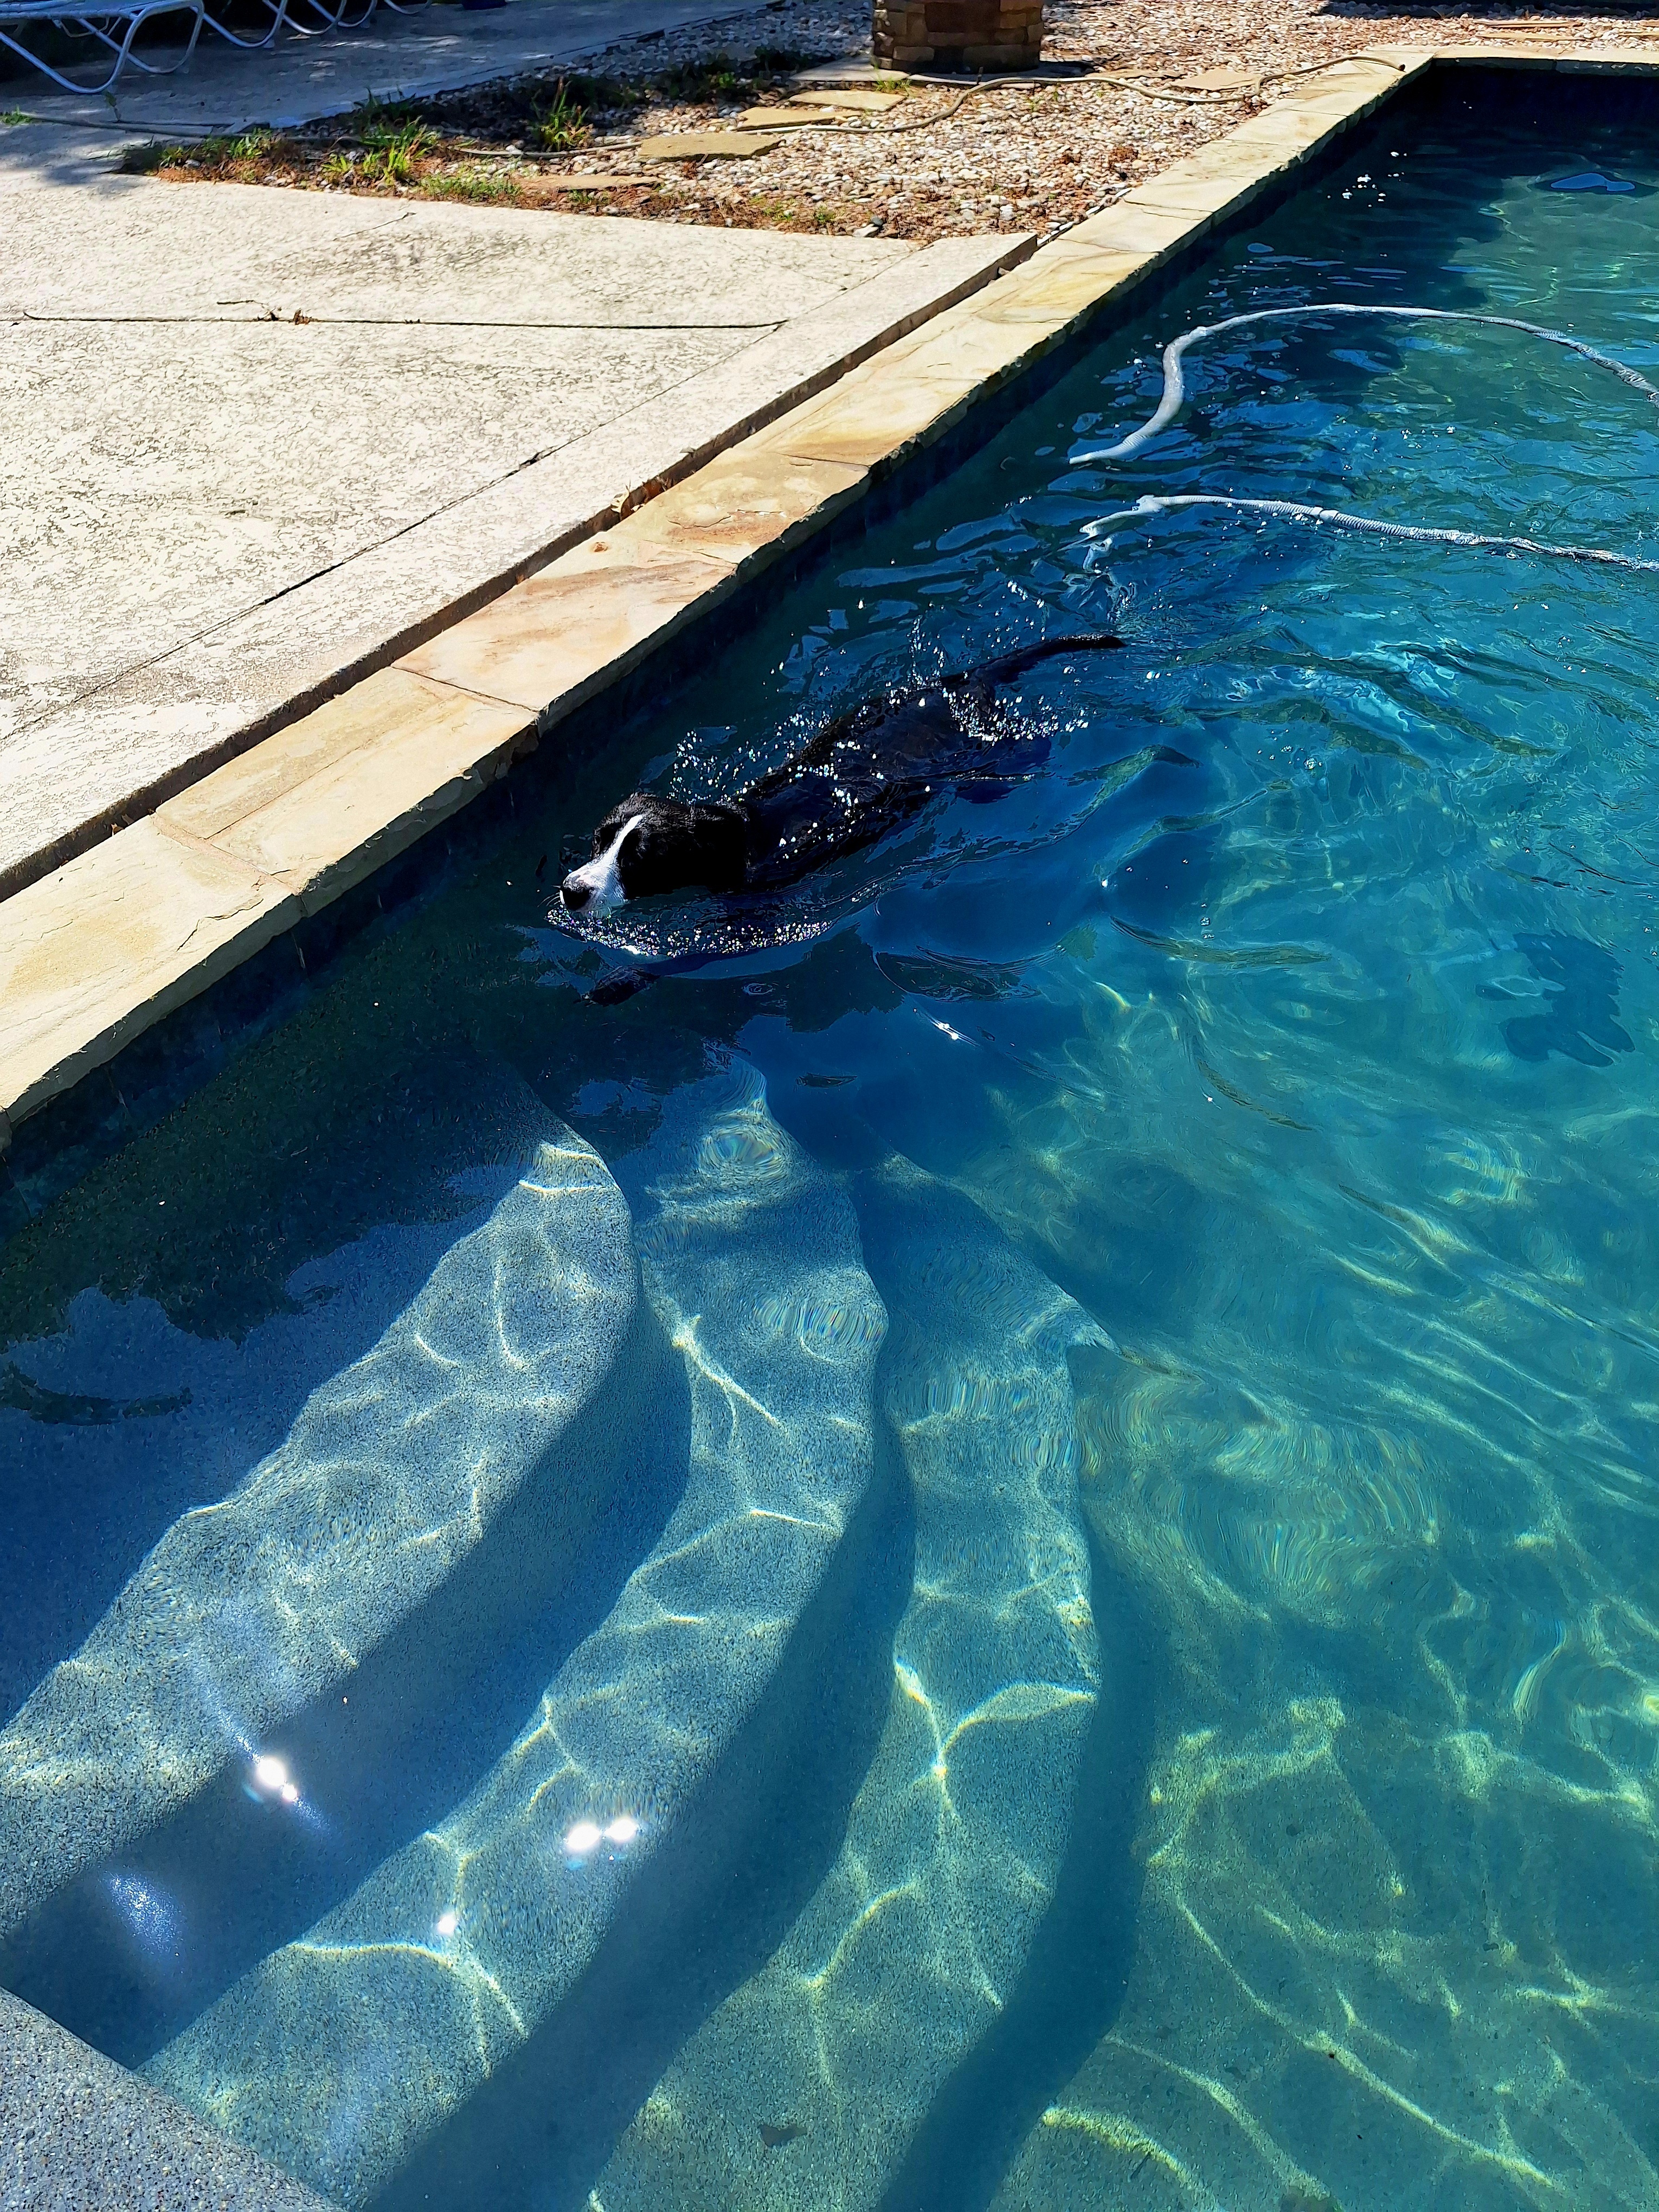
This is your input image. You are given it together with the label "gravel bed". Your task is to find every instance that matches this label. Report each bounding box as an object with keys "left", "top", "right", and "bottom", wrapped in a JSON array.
[{"left": 129, "top": 1, "right": 1659, "bottom": 239}]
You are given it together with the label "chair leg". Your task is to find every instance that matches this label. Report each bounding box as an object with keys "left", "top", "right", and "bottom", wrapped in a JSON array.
[
  {"left": 114, "top": 0, "right": 206, "bottom": 76},
  {"left": 283, "top": 0, "right": 352, "bottom": 40},
  {"left": 200, "top": 0, "right": 282, "bottom": 55},
  {"left": 0, "top": 20, "right": 121, "bottom": 91}
]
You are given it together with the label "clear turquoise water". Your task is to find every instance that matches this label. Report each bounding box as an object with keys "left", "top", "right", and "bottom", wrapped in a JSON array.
[{"left": 4, "top": 66, "right": 1659, "bottom": 2212}]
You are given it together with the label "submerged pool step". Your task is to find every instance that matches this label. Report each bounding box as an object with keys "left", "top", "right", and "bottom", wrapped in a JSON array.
[
  {"left": 591, "top": 1161, "right": 1102, "bottom": 2212},
  {"left": 146, "top": 1065, "right": 888, "bottom": 2207},
  {"left": 0, "top": 1123, "right": 636, "bottom": 1944}
]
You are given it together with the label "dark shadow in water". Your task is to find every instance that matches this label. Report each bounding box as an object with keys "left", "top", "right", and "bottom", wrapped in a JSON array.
[
  {"left": 0, "top": 1298, "right": 690, "bottom": 2067},
  {"left": 371, "top": 1387, "right": 916, "bottom": 2212},
  {"left": 873, "top": 1528, "right": 1161, "bottom": 2212},
  {"left": 1481, "top": 931, "right": 1634, "bottom": 1067},
  {"left": 0, "top": 1052, "right": 561, "bottom": 1719}
]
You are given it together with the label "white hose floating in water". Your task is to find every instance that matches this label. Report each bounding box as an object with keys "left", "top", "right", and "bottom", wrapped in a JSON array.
[
  {"left": 1071, "top": 303, "right": 1659, "bottom": 574},
  {"left": 1083, "top": 493, "right": 1659, "bottom": 575},
  {"left": 1071, "top": 302, "right": 1659, "bottom": 466}
]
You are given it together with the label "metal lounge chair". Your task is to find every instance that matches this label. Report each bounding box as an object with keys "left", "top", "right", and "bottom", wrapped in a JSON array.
[{"left": 0, "top": 0, "right": 203, "bottom": 91}]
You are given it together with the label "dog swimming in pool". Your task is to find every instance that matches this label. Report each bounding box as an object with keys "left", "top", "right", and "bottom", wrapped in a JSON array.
[{"left": 559, "top": 632, "right": 1125, "bottom": 917}]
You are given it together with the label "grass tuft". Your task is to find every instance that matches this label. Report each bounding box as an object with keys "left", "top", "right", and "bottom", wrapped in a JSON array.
[
  {"left": 533, "top": 78, "right": 590, "bottom": 153},
  {"left": 358, "top": 111, "right": 438, "bottom": 182},
  {"left": 654, "top": 50, "right": 748, "bottom": 102}
]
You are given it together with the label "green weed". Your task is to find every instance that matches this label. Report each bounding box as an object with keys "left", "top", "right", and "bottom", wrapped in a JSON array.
[
  {"left": 532, "top": 78, "right": 590, "bottom": 152},
  {"left": 118, "top": 139, "right": 184, "bottom": 172},
  {"left": 557, "top": 70, "right": 644, "bottom": 112},
  {"left": 654, "top": 52, "right": 747, "bottom": 102},
  {"left": 214, "top": 128, "right": 278, "bottom": 160},
  {"left": 358, "top": 112, "right": 438, "bottom": 182}
]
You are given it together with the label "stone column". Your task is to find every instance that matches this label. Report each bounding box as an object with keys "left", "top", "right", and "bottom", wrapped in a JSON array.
[{"left": 873, "top": 0, "right": 1044, "bottom": 72}]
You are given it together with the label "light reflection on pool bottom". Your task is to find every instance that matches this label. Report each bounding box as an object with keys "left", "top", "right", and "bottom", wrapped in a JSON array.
[
  {"left": 145, "top": 1069, "right": 886, "bottom": 2204},
  {"left": 4, "top": 63, "right": 1659, "bottom": 2212}
]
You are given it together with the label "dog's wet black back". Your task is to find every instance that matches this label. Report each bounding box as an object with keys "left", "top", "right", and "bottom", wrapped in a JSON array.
[{"left": 741, "top": 634, "right": 1123, "bottom": 889}]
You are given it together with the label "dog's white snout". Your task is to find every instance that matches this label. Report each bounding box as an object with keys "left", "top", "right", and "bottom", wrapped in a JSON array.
[{"left": 559, "top": 813, "right": 644, "bottom": 917}]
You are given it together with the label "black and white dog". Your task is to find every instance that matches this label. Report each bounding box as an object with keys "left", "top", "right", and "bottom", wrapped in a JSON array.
[{"left": 560, "top": 632, "right": 1124, "bottom": 917}]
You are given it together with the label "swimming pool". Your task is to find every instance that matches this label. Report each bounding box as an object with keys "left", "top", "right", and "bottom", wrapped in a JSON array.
[{"left": 4, "top": 60, "right": 1658, "bottom": 2210}]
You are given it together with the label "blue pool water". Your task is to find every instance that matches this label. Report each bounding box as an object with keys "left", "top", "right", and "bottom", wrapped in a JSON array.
[{"left": 4, "top": 65, "right": 1659, "bottom": 2211}]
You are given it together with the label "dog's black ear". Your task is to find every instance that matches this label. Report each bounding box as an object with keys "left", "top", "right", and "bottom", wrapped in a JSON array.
[
  {"left": 686, "top": 802, "right": 747, "bottom": 895},
  {"left": 592, "top": 794, "right": 657, "bottom": 856},
  {"left": 616, "top": 801, "right": 745, "bottom": 899}
]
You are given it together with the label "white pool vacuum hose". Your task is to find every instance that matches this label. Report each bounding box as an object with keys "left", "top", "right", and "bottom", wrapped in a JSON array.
[{"left": 1075, "top": 303, "right": 1659, "bottom": 573}]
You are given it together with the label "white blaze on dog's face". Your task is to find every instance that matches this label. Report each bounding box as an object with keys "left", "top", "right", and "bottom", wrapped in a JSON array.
[{"left": 561, "top": 814, "right": 645, "bottom": 915}]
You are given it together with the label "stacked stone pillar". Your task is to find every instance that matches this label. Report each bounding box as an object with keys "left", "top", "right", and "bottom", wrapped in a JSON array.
[{"left": 872, "top": 0, "right": 1044, "bottom": 72}]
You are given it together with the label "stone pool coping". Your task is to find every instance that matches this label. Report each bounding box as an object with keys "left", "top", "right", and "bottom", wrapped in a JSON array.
[{"left": 3, "top": 41, "right": 1657, "bottom": 1160}]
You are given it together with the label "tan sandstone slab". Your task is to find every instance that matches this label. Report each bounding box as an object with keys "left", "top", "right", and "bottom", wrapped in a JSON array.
[
  {"left": 1066, "top": 197, "right": 1215, "bottom": 263},
  {"left": 158, "top": 667, "right": 532, "bottom": 912},
  {"left": 636, "top": 132, "right": 783, "bottom": 160},
  {"left": 622, "top": 450, "right": 871, "bottom": 573},
  {"left": 737, "top": 106, "right": 826, "bottom": 128},
  {"left": 1556, "top": 46, "right": 1659, "bottom": 71},
  {"left": 398, "top": 535, "right": 737, "bottom": 719},
  {"left": 0, "top": 820, "right": 296, "bottom": 1130},
  {"left": 972, "top": 240, "right": 1165, "bottom": 328},
  {"left": 756, "top": 294, "right": 1041, "bottom": 469}
]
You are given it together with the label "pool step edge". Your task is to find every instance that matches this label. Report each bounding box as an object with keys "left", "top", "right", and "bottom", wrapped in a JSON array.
[{"left": 0, "top": 1986, "right": 334, "bottom": 2211}]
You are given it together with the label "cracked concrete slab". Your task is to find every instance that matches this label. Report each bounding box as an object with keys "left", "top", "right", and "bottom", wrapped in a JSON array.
[{"left": 0, "top": 136, "right": 1025, "bottom": 893}]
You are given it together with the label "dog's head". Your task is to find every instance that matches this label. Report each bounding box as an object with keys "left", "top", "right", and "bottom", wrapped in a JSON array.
[{"left": 560, "top": 794, "right": 745, "bottom": 915}]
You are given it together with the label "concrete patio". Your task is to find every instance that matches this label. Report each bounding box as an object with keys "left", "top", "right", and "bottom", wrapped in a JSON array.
[{"left": 0, "top": 89, "right": 1024, "bottom": 895}]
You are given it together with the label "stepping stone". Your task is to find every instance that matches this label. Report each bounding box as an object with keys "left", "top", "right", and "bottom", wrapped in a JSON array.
[
  {"left": 636, "top": 130, "right": 783, "bottom": 159},
  {"left": 0, "top": 1123, "right": 636, "bottom": 1945},
  {"left": 737, "top": 105, "right": 829, "bottom": 127},
  {"left": 595, "top": 1161, "right": 1103, "bottom": 2212},
  {"left": 516, "top": 172, "right": 655, "bottom": 196},
  {"left": 789, "top": 86, "right": 905, "bottom": 111},
  {"left": 147, "top": 1066, "right": 886, "bottom": 2208}
]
